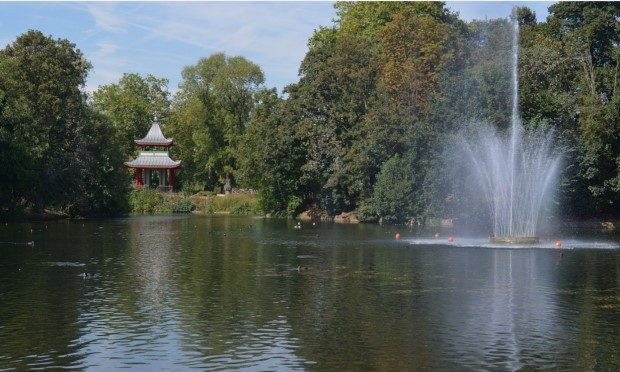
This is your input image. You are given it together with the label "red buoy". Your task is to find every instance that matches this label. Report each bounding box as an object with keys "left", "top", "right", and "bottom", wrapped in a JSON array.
[
  {"left": 448, "top": 236, "right": 454, "bottom": 242},
  {"left": 555, "top": 240, "right": 562, "bottom": 248},
  {"left": 434, "top": 232, "right": 440, "bottom": 239},
  {"left": 395, "top": 232, "right": 401, "bottom": 240}
]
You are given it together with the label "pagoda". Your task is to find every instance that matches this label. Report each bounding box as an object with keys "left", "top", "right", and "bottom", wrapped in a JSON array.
[{"left": 124, "top": 118, "right": 181, "bottom": 192}]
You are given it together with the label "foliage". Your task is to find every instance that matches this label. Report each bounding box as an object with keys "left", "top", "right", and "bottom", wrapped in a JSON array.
[
  {"left": 171, "top": 198, "right": 196, "bottom": 213},
  {"left": 168, "top": 53, "right": 264, "bottom": 193},
  {"left": 2, "top": 2, "right": 619, "bottom": 222},
  {"left": 195, "top": 193, "right": 261, "bottom": 215},
  {"left": 92, "top": 73, "right": 170, "bottom": 159},
  {"left": 129, "top": 188, "right": 164, "bottom": 214},
  {"left": 236, "top": 88, "right": 304, "bottom": 214},
  {"left": 0, "top": 30, "right": 129, "bottom": 217}
]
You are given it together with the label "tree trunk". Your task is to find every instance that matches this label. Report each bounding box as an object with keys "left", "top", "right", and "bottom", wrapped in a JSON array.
[{"left": 224, "top": 173, "right": 234, "bottom": 194}]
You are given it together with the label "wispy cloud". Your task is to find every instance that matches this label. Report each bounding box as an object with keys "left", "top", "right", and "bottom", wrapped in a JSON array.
[
  {"left": 78, "top": 2, "right": 336, "bottom": 92},
  {"left": 85, "top": 3, "right": 126, "bottom": 33}
]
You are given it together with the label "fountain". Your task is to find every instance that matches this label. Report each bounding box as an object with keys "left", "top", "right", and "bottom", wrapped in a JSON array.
[{"left": 463, "top": 13, "right": 562, "bottom": 244}]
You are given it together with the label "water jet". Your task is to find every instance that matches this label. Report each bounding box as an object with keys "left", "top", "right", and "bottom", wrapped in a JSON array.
[{"left": 464, "top": 13, "right": 561, "bottom": 245}]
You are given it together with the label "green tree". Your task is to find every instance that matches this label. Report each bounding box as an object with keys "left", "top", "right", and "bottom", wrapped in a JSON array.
[
  {"left": 93, "top": 73, "right": 170, "bottom": 159},
  {"left": 169, "top": 53, "right": 264, "bottom": 193},
  {"left": 0, "top": 30, "right": 129, "bottom": 217},
  {"left": 237, "top": 89, "right": 304, "bottom": 214},
  {"left": 0, "top": 30, "right": 91, "bottom": 213}
]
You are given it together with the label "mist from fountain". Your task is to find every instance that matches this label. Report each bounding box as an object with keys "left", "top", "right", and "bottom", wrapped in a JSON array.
[{"left": 464, "top": 14, "right": 562, "bottom": 240}]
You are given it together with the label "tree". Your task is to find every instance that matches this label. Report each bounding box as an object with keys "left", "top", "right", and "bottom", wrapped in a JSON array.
[
  {"left": 237, "top": 89, "right": 304, "bottom": 214},
  {"left": 379, "top": 8, "right": 464, "bottom": 117},
  {"left": 168, "top": 53, "right": 264, "bottom": 193},
  {"left": 92, "top": 73, "right": 170, "bottom": 159},
  {"left": 0, "top": 30, "right": 129, "bottom": 217},
  {"left": 544, "top": 2, "right": 620, "bottom": 213},
  {"left": 0, "top": 30, "right": 91, "bottom": 213}
]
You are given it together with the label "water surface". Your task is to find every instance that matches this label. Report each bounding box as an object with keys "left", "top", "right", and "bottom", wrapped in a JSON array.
[{"left": 0, "top": 216, "right": 618, "bottom": 369}]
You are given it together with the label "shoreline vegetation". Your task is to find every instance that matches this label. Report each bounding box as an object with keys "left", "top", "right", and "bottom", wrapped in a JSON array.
[
  {"left": 2, "top": 190, "right": 618, "bottom": 233},
  {"left": 1, "top": 3, "right": 618, "bottom": 224},
  {"left": 129, "top": 189, "right": 261, "bottom": 216}
]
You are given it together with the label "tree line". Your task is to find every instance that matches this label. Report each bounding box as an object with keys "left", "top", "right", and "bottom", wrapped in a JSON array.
[{"left": 0, "top": 2, "right": 618, "bottom": 221}]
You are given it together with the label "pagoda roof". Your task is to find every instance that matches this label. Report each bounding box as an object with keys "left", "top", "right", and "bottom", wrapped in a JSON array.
[
  {"left": 135, "top": 121, "right": 173, "bottom": 146},
  {"left": 124, "top": 151, "right": 181, "bottom": 169}
]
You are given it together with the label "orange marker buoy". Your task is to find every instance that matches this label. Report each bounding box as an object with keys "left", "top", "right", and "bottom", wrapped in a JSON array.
[
  {"left": 434, "top": 232, "right": 440, "bottom": 239},
  {"left": 448, "top": 236, "right": 454, "bottom": 242},
  {"left": 395, "top": 232, "right": 401, "bottom": 240},
  {"left": 555, "top": 240, "right": 562, "bottom": 248}
]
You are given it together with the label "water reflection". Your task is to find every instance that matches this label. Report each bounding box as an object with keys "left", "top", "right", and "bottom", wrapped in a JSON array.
[{"left": 0, "top": 217, "right": 618, "bottom": 369}]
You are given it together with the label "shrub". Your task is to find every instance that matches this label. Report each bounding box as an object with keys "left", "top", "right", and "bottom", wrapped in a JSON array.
[
  {"left": 129, "top": 188, "right": 164, "bottom": 214},
  {"left": 171, "top": 198, "right": 195, "bottom": 213},
  {"left": 286, "top": 196, "right": 303, "bottom": 217},
  {"left": 367, "top": 154, "right": 418, "bottom": 223}
]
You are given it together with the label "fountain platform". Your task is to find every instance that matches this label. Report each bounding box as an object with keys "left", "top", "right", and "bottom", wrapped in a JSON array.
[{"left": 489, "top": 236, "right": 540, "bottom": 244}]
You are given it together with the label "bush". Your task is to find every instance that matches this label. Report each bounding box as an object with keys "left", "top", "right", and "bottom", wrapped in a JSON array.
[
  {"left": 366, "top": 154, "right": 418, "bottom": 223},
  {"left": 171, "top": 198, "right": 195, "bottom": 213},
  {"left": 129, "top": 188, "right": 164, "bottom": 214},
  {"left": 286, "top": 196, "right": 303, "bottom": 217},
  {"left": 196, "top": 193, "right": 261, "bottom": 215}
]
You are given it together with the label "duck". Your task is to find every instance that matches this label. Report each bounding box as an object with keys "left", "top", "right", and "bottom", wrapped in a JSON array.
[{"left": 297, "top": 266, "right": 309, "bottom": 272}]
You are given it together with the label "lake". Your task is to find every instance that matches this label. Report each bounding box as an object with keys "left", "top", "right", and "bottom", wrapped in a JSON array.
[{"left": 0, "top": 215, "right": 618, "bottom": 370}]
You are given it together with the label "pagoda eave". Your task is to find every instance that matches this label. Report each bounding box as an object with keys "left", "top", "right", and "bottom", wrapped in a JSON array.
[
  {"left": 134, "top": 140, "right": 174, "bottom": 146},
  {"left": 124, "top": 162, "right": 181, "bottom": 169}
]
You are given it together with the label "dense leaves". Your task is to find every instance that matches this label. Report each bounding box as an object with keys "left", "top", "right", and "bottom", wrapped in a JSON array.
[
  {"left": 167, "top": 53, "right": 265, "bottom": 193},
  {"left": 93, "top": 73, "right": 170, "bottom": 159},
  {"left": 238, "top": 1, "right": 620, "bottom": 221},
  {"left": 1, "top": 1, "right": 618, "bottom": 222},
  {"left": 0, "top": 30, "right": 128, "bottom": 217}
]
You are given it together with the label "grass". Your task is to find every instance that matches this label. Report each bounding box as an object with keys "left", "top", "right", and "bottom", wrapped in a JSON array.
[
  {"left": 192, "top": 193, "right": 261, "bottom": 215},
  {"left": 129, "top": 188, "right": 261, "bottom": 215},
  {"left": 129, "top": 188, "right": 195, "bottom": 214}
]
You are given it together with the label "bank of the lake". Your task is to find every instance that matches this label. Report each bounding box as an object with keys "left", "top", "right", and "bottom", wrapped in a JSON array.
[{"left": 129, "top": 189, "right": 262, "bottom": 216}]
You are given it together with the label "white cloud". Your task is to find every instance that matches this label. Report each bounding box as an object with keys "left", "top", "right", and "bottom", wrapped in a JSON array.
[
  {"left": 85, "top": 3, "right": 126, "bottom": 33},
  {"left": 76, "top": 2, "right": 336, "bottom": 92},
  {"left": 96, "top": 41, "right": 118, "bottom": 56}
]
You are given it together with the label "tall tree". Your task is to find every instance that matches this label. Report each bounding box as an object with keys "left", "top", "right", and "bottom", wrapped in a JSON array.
[
  {"left": 237, "top": 89, "right": 305, "bottom": 215},
  {"left": 169, "top": 53, "right": 264, "bottom": 193},
  {"left": 0, "top": 30, "right": 129, "bottom": 217},
  {"left": 0, "top": 30, "right": 91, "bottom": 213},
  {"left": 92, "top": 73, "right": 170, "bottom": 159}
]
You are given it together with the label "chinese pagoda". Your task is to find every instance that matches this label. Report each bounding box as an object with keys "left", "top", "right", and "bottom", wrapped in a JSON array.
[{"left": 124, "top": 119, "right": 181, "bottom": 192}]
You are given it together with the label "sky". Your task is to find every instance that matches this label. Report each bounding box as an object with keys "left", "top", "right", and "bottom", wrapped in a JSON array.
[{"left": 0, "top": 1, "right": 556, "bottom": 95}]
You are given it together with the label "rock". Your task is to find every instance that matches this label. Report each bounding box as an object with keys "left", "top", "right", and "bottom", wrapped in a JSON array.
[
  {"left": 334, "top": 211, "right": 360, "bottom": 224},
  {"left": 297, "top": 207, "right": 331, "bottom": 221},
  {"left": 406, "top": 217, "right": 422, "bottom": 227},
  {"left": 601, "top": 221, "right": 615, "bottom": 231},
  {"left": 441, "top": 219, "right": 454, "bottom": 228},
  {"left": 298, "top": 211, "right": 313, "bottom": 221}
]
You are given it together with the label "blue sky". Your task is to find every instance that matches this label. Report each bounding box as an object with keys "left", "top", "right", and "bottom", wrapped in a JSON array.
[{"left": 0, "top": 1, "right": 555, "bottom": 95}]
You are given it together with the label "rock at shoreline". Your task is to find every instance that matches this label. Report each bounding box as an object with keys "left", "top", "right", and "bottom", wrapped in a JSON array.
[
  {"left": 334, "top": 211, "right": 359, "bottom": 224},
  {"left": 298, "top": 207, "right": 332, "bottom": 222},
  {"left": 602, "top": 221, "right": 615, "bottom": 231}
]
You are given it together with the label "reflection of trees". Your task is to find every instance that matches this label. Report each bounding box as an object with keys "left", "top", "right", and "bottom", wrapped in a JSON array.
[
  {"left": 2, "top": 218, "right": 618, "bottom": 369},
  {"left": 172, "top": 217, "right": 308, "bottom": 367},
  {"left": 75, "top": 216, "right": 181, "bottom": 366},
  {"left": 559, "top": 251, "right": 620, "bottom": 370},
  {"left": 0, "top": 221, "right": 126, "bottom": 369},
  {"left": 173, "top": 218, "right": 440, "bottom": 368}
]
